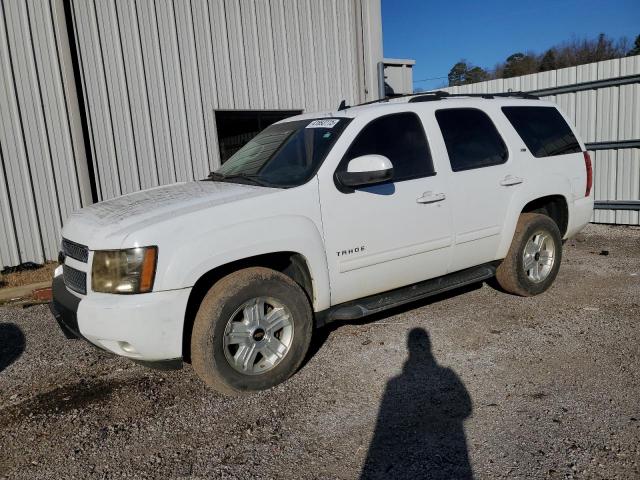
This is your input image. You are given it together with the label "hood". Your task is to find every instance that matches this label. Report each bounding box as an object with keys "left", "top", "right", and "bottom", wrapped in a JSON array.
[{"left": 63, "top": 181, "right": 276, "bottom": 248}]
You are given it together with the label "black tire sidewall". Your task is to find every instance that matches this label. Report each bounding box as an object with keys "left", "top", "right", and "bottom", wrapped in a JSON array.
[
  {"left": 200, "top": 272, "right": 312, "bottom": 392},
  {"left": 513, "top": 216, "right": 563, "bottom": 295}
]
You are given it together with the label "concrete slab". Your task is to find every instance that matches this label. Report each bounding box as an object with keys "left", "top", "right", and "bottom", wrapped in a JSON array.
[{"left": 0, "top": 281, "right": 51, "bottom": 302}]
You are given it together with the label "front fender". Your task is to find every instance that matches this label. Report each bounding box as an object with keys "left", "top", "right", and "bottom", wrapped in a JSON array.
[{"left": 160, "top": 215, "right": 331, "bottom": 311}]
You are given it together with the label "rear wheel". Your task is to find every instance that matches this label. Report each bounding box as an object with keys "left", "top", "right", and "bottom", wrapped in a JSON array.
[
  {"left": 191, "top": 267, "right": 313, "bottom": 395},
  {"left": 496, "top": 213, "right": 562, "bottom": 296}
]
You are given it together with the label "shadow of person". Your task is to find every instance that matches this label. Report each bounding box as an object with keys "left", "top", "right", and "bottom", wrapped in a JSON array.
[
  {"left": 361, "top": 328, "right": 473, "bottom": 480},
  {"left": 0, "top": 323, "right": 26, "bottom": 374}
]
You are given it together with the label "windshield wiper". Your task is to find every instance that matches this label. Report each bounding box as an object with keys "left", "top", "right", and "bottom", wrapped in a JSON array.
[
  {"left": 207, "top": 171, "right": 271, "bottom": 187},
  {"left": 207, "top": 172, "right": 226, "bottom": 181}
]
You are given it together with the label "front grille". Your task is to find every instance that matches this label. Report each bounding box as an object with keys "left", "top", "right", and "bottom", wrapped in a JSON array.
[
  {"left": 62, "top": 238, "right": 88, "bottom": 263},
  {"left": 63, "top": 264, "right": 87, "bottom": 295}
]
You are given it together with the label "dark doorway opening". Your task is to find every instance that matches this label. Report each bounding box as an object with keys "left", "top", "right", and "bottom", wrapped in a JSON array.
[{"left": 215, "top": 110, "right": 302, "bottom": 163}]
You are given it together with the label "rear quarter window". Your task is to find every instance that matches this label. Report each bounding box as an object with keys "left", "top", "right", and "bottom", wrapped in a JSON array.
[{"left": 501, "top": 106, "right": 581, "bottom": 158}]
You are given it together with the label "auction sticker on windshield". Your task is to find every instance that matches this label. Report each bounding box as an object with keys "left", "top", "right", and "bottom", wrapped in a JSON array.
[{"left": 306, "top": 119, "right": 340, "bottom": 129}]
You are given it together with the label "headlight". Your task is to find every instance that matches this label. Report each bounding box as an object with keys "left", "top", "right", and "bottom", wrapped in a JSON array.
[{"left": 92, "top": 246, "right": 157, "bottom": 294}]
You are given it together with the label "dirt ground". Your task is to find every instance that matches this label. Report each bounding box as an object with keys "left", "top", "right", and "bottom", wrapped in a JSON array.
[
  {"left": 0, "top": 262, "right": 56, "bottom": 289},
  {"left": 0, "top": 224, "right": 639, "bottom": 479}
]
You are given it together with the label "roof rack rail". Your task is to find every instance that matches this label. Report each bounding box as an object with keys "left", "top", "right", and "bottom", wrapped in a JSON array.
[
  {"left": 341, "top": 91, "right": 420, "bottom": 110},
  {"left": 338, "top": 90, "right": 538, "bottom": 112},
  {"left": 408, "top": 90, "right": 539, "bottom": 102}
]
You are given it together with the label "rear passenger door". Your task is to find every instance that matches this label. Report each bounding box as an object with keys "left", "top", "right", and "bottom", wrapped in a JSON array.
[{"left": 434, "top": 107, "right": 519, "bottom": 272}]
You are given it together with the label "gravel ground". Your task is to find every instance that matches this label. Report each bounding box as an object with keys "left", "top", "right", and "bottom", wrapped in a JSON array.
[{"left": 0, "top": 224, "right": 639, "bottom": 479}]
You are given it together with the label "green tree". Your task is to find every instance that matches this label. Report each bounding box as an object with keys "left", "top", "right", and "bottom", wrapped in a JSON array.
[
  {"left": 448, "top": 61, "right": 468, "bottom": 86},
  {"left": 503, "top": 53, "right": 524, "bottom": 78},
  {"left": 503, "top": 52, "right": 537, "bottom": 78},
  {"left": 539, "top": 49, "right": 557, "bottom": 72},
  {"left": 464, "top": 66, "right": 489, "bottom": 84},
  {"left": 628, "top": 35, "right": 640, "bottom": 56}
]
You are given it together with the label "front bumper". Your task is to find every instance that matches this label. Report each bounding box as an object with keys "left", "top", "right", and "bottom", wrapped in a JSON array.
[
  {"left": 50, "top": 275, "right": 82, "bottom": 339},
  {"left": 50, "top": 274, "right": 191, "bottom": 368}
]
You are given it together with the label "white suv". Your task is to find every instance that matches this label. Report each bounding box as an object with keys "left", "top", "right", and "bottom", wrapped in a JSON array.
[{"left": 51, "top": 92, "right": 593, "bottom": 394}]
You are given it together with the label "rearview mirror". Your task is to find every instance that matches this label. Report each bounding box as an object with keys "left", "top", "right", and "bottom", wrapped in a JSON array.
[{"left": 335, "top": 155, "right": 394, "bottom": 189}]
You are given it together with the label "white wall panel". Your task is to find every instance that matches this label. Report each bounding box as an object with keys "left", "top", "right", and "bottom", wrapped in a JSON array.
[
  {"left": 191, "top": 0, "right": 220, "bottom": 172},
  {"left": 4, "top": 0, "right": 63, "bottom": 261},
  {"left": 282, "top": 0, "right": 304, "bottom": 109},
  {"left": 0, "top": 0, "right": 91, "bottom": 268},
  {"left": 71, "top": 0, "right": 376, "bottom": 197},
  {"left": 224, "top": 0, "right": 249, "bottom": 109},
  {"left": 136, "top": 0, "right": 176, "bottom": 185},
  {"left": 155, "top": 0, "right": 194, "bottom": 183},
  {"left": 255, "top": 0, "right": 279, "bottom": 109},
  {"left": 297, "top": 0, "right": 320, "bottom": 112},
  {"left": 208, "top": 0, "right": 233, "bottom": 109},
  {"left": 0, "top": 1, "right": 43, "bottom": 266},
  {"left": 592, "top": 149, "right": 617, "bottom": 223},
  {"left": 95, "top": 0, "right": 141, "bottom": 195},
  {"left": 614, "top": 148, "right": 639, "bottom": 225},
  {"left": 310, "top": 0, "right": 330, "bottom": 109},
  {"left": 0, "top": 0, "right": 381, "bottom": 267},
  {"left": 269, "top": 0, "right": 293, "bottom": 109},
  {"left": 174, "top": 0, "right": 209, "bottom": 180},
  {"left": 73, "top": 0, "right": 121, "bottom": 199},
  {"left": 116, "top": 0, "right": 159, "bottom": 190}
]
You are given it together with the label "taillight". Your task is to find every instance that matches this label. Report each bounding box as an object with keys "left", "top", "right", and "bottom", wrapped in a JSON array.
[{"left": 583, "top": 151, "right": 593, "bottom": 197}]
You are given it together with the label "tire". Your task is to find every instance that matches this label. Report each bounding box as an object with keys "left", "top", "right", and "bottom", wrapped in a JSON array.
[
  {"left": 496, "top": 213, "right": 562, "bottom": 297},
  {"left": 191, "top": 267, "right": 313, "bottom": 395}
]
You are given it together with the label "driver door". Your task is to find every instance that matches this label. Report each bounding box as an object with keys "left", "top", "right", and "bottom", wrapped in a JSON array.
[{"left": 318, "top": 111, "right": 453, "bottom": 305}]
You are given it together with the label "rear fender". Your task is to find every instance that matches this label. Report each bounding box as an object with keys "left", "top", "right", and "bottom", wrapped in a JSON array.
[{"left": 497, "top": 179, "right": 571, "bottom": 259}]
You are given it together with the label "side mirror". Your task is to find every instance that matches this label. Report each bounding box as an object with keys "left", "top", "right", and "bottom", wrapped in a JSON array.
[{"left": 336, "top": 155, "right": 394, "bottom": 189}]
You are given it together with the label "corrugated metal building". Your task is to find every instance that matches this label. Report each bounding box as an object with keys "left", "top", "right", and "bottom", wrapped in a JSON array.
[
  {"left": 0, "top": 0, "right": 383, "bottom": 268},
  {"left": 443, "top": 56, "right": 640, "bottom": 226}
]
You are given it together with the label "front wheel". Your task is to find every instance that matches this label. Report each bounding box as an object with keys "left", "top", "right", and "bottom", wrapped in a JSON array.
[
  {"left": 191, "top": 267, "right": 313, "bottom": 395},
  {"left": 496, "top": 213, "right": 562, "bottom": 296}
]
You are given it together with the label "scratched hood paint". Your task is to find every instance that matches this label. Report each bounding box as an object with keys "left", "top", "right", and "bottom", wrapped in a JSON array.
[{"left": 62, "top": 181, "right": 276, "bottom": 249}]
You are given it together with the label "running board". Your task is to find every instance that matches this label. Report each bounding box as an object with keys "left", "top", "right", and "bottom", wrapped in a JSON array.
[{"left": 318, "top": 264, "right": 496, "bottom": 325}]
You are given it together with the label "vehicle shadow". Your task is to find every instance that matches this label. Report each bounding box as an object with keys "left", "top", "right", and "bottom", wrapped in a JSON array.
[
  {"left": 0, "top": 323, "right": 26, "bottom": 374},
  {"left": 360, "top": 328, "right": 473, "bottom": 479},
  {"left": 305, "top": 282, "right": 483, "bottom": 364}
]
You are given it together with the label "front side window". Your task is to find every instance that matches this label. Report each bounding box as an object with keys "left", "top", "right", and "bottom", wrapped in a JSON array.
[
  {"left": 340, "top": 112, "right": 435, "bottom": 181},
  {"left": 435, "top": 108, "right": 508, "bottom": 172},
  {"left": 213, "top": 118, "right": 349, "bottom": 188},
  {"left": 502, "top": 106, "right": 581, "bottom": 157}
]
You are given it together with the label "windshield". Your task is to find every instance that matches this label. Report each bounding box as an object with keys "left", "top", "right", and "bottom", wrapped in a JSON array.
[{"left": 211, "top": 118, "right": 350, "bottom": 188}]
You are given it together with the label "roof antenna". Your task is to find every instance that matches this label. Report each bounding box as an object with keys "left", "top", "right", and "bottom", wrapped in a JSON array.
[{"left": 337, "top": 99, "right": 348, "bottom": 111}]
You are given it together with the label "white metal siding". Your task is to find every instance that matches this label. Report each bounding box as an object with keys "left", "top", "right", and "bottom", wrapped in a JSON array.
[
  {"left": 0, "top": 0, "right": 381, "bottom": 267},
  {"left": 444, "top": 56, "right": 640, "bottom": 225},
  {"left": 0, "top": 0, "right": 91, "bottom": 268},
  {"left": 71, "top": 0, "right": 377, "bottom": 203}
]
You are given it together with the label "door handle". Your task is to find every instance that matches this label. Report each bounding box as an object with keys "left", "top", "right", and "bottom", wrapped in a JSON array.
[
  {"left": 416, "top": 192, "right": 446, "bottom": 204},
  {"left": 500, "top": 175, "right": 524, "bottom": 186}
]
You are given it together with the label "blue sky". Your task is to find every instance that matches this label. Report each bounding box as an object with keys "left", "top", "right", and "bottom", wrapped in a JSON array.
[{"left": 382, "top": 0, "right": 640, "bottom": 90}]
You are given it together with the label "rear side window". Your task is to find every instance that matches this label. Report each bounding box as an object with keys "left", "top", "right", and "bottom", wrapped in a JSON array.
[
  {"left": 435, "top": 108, "right": 508, "bottom": 172},
  {"left": 502, "top": 106, "right": 581, "bottom": 157},
  {"left": 341, "top": 112, "right": 435, "bottom": 181}
]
